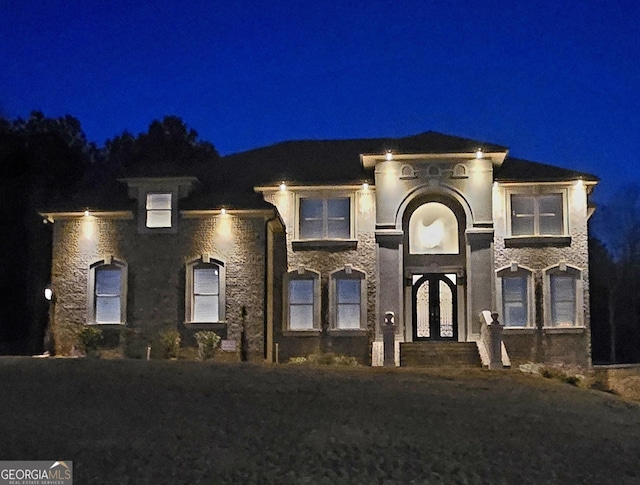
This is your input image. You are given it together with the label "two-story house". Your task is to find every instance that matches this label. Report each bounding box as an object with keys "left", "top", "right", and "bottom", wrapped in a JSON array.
[{"left": 42, "top": 132, "right": 597, "bottom": 367}]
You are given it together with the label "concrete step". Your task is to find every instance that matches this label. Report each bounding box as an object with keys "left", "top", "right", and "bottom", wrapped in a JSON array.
[{"left": 400, "top": 342, "right": 481, "bottom": 367}]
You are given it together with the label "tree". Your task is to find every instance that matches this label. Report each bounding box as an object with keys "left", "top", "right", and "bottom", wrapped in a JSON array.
[
  {"left": 592, "top": 184, "right": 640, "bottom": 362},
  {"left": 103, "top": 116, "right": 220, "bottom": 179},
  {"left": 0, "top": 112, "right": 93, "bottom": 354}
]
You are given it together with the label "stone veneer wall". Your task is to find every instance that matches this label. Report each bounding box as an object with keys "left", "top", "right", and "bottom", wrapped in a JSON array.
[
  {"left": 265, "top": 192, "right": 377, "bottom": 364},
  {"left": 51, "top": 214, "right": 269, "bottom": 361},
  {"left": 493, "top": 227, "right": 591, "bottom": 368}
]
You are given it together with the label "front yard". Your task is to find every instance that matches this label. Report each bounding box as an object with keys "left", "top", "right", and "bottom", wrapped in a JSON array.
[{"left": 1, "top": 358, "right": 639, "bottom": 484}]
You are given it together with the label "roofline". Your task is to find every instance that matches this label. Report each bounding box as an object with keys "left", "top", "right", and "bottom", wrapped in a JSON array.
[
  {"left": 361, "top": 151, "right": 508, "bottom": 168},
  {"left": 255, "top": 183, "right": 373, "bottom": 193},
  {"left": 39, "top": 211, "right": 134, "bottom": 222},
  {"left": 180, "top": 209, "right": 278, "bottom": 218}
]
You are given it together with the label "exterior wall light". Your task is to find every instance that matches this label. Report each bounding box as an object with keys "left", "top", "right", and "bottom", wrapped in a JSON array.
[
  {"left": 84, "top": 210, "right": 90, "bottom": 217},
  {"left": 385, "top": 151, "right": 394, "bottom": 161},
  {"left": 279, "top": 182, "right": 287, "bottom": 191},
  {"left": 44, "top": 285, "right": 54, "bottom": 302},
  {"left": 220, "top": 208, "right": 227, "bottom": 215},
  {"left": 362, "top": 183, "right": 369, "bottom": 190},
  {"left": 475, "top": 148, "right": 484, "bottom": 159}
]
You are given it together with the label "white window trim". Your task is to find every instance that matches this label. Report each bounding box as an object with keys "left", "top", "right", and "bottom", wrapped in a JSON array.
[
  {"left": 543, "top": 263, "right": 584, "bottom": 329},
  {"left": 185, "top": 254, "right": 226, "bottom": 324},
  {"left": 87, "top": 256, "right": 127, "bottom": 325},
  {"left": 283, "top": 267, "right": 321, "bottom": 333},
  {"left": 294, "top": 192, "right": 356, "bottom": 241},
  {"left": 506, "top": 187, "right": 569, "bottom": 238},
  {"left": 145, "top": 192, "right": 173, "bottom": 229},
  {"left": 496, "top": 264, "right": 535, "bottom": 328},
  {"left": 329, "top": 266, "right": 367, "bottom": 332}
]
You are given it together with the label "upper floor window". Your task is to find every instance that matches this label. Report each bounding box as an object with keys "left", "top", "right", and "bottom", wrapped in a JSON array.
[
  {"left": 510, "top": 193, "right": 563, "bottom": 236},
  {"left": 185, "top": 256, "right": 226, "bottom": 324},
  {"left": 146, "top": 193, "right": 172, "bottom": 228},
  {"left": 299, "top": 197, "right": 350, "bottom": 239},
  {"left": 409, "top": 202, "right": 459, "bottom": 254},
  {"left": 284, "top": 268, "right": 320, "bottom": 331},
  {"left": 330, "top": 267, "right": 366, "bottom": 330},
  {"left": 88, "top": 258, "right": 127, "bottom": 325}
]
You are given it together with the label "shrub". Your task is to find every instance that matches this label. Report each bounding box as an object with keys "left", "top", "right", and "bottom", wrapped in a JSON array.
[
  {"left": 77, "top": 326, "right": 103, "bottom": 353},
  {"left": 289, "top": 353, "right": 360, "bottom": 366},
  {"left": 288, "top": 356, "right": 308, "bottom": 364},
  {"left": 195, "top": 331, "right": 221, "bottom": 360},
  {"left": 159, "top": 330, "right": 181, "bottom": 359}
]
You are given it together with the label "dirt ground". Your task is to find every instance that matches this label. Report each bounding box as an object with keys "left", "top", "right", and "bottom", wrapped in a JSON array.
[{"left": 1, "top": 358, "right": 639, "bottom": 484}]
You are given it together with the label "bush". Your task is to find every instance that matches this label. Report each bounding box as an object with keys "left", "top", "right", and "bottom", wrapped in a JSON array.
[
  {"left": 77, "top": 326, "right": 103, "bottom": 353},
  {"left": 289, "top": 353, "right": 359, "bottom": 366},
  {"left": 159, "top": 330, "right": 181, "bottom": 359},
  {"left": 195, "top": 331, "right": 221, "bottom": 360}
]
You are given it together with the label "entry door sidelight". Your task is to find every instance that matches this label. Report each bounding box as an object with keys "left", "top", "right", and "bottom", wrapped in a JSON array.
[{"left": 412, "top": 274, "right": 457, "bottom": 340}]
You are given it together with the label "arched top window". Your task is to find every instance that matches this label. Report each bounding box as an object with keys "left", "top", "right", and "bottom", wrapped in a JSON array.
[
  {"left": 88, "top": 257, "right": 127, "bottom": 325},
  {"left": 409, "top": 202, "right": 459, "bottom": 254},
  {"left": 496, "top": 264, "right": 534, "bottom": 327},
  {"left": 329, "top": 266, "right": 366, "bottom": 331},
  {"left": 186, "top": 255, "right": 226, "bottom": 324},
  {"left": 544, "top": 264, "right": 582, "bottom": 328},
  {"left": 284, "top": 267, "right": 321, "bottom": 331}
]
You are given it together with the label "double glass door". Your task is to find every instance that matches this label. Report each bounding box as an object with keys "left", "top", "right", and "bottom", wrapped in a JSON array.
[{"left": 412, "top": 274, "right": 457, "bottom": 340}]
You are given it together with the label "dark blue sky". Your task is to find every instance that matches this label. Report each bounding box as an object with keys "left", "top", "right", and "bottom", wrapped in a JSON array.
[{"left": 2, "top": 0, "right": 639, "bottom": 201}]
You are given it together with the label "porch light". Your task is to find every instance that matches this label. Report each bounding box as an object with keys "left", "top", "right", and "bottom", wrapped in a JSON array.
[
  {"left": 84, "top": 210, "right": 90, "bottom": 217},
  {"left": 220, "top": 208, "right": 227, "bottom": 215},
  {"left": 279, "top": 182, "right": 287, "bottom": 191},
  {"left": 362, "top": 183, "right": 369, "bottom": 190},
  {"left": 475, "top": 148, "right": 484, "bottom": 159},
  {"left": 385, "top": 151, "right": 394, "bottom": 161},
  {"left": 44, "top": 285, "right": 54, "bottom": 301}
]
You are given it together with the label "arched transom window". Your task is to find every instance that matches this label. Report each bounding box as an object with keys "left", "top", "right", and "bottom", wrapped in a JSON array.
[{"left": 409, "top": 202, "right": 459, "bottom": 254}]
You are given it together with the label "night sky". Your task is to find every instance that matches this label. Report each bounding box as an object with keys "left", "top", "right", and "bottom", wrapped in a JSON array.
[{"left": 2, "top": 0, "right": 639, "bottom": 202}]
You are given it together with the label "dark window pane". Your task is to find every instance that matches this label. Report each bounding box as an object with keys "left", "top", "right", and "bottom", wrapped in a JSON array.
[
  {"left": 299, "top": 199, "right": 324, "bottom": 238},
  {"left": 337, "top": 279, "right": 360, "bottom": 304},
  {"left": 327, "top": 198, "right": 350, "bottom": 238},
  {"left": 511, "top": 195, "right": 535, "bottom": 236},
  {"left": 538, "top": 194, "right": 563, "bottom": 235},
  {"left": 502, "top": 277, "right": 527, "bottom": 327},
  {"left": 290, "top": 279, "right": 314, "bottom": 304},
  {"left": 96, "top": 268, "right": 121, "bottom": 296}
]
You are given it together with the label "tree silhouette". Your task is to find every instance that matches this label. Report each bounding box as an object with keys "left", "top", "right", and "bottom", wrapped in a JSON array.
[{"left": 0, "top": 112, "right": 93, "bottom": 354}]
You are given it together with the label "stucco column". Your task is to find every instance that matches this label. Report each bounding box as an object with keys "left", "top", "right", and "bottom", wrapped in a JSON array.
[
  {"left": 466, "top": 228, "right": 495, "bottom": 338},
  {"left": 375, "top": 230, "right": 404, "bottom": 340}
]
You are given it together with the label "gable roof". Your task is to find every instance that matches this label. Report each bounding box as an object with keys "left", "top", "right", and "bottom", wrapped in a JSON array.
[
  {"left": 224, "top": 131, "right": 508, "bottom": 186},
  {"left": 495, "top": 157, "right": 599, "bottom": 183}
]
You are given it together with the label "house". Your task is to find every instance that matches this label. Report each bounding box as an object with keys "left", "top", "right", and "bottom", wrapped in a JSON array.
[{"left": 41, "top": 131, "right": 598, "bottom": 367}]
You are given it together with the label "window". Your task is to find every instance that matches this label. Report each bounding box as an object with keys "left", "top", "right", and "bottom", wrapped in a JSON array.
[
  {"left": 409, "top": 202, "right": 459, "bottom": 254},
  {"left": 186, "top": 257, "right": 225, "bottom": 324},
  {"left": 550, "top": 275, "right": 576, "bottom": 326},
  {"left": 146, "top": 192, "right": 172, "bottom": 228},
  {"left": 285, "top": 268, "right": 320, "bottom": 331},
  {"left": 497, "top": 265, "right": 533, "bottom": 328},
  {"left": 545, "top": 264, "right": 582, "bottom": 328},
  {"left": 88, "top": 258, "right": 127, "bottom": 324},
  {"left": 330, "top": 267, "right": 366, "bottom": 330},
  {"left": 299, "top": 197, "right": 350, "bottom": 239},
  {"left": 510, "top": 193, "right": 563, "bottom": 236}
]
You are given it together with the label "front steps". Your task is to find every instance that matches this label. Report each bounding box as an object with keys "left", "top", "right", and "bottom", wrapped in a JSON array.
[{"left": 400, "top": 342, "right": 482, "bottom": 367}]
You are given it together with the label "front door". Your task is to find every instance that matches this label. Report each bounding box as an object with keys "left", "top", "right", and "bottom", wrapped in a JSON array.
[{"left": 412, "top": 274, "right": 457, "bottom": 340}]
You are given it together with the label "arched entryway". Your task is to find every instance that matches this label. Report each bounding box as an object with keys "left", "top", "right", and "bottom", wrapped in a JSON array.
[{"left": 403, "top": 195, "right": 467, "bottom": 342}]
